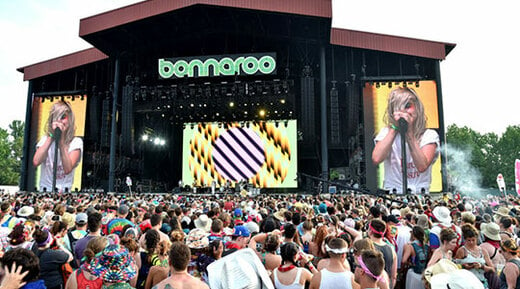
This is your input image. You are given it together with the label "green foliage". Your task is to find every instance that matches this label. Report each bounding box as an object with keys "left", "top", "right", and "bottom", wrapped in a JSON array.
[
  {"left": 0, "top": 120, "right": 24, "bottom": 185},
  {"left": 446, "top": 124, "right": 520, "bottom": 189}
]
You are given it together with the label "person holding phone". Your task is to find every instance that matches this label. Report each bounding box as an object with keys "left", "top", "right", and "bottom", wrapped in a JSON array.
[
  {"left": 33, "top": 101, "right": 83, "bottom": 193},
  {"left": 372, "top": 87, "right": 439, "bottom": 194}
]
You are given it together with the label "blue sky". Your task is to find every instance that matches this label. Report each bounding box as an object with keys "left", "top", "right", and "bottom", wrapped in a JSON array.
[{"left": 1, "top": 0, "right": 518, "bottom": 135}]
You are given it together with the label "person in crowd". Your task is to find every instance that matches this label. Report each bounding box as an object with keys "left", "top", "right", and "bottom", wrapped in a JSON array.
[
  {"left": 351, "top": 239, "right": 390, "bottom": 289},
  {"left": 137, "top": 229, "right": 162, "bottom": 289},
  {"left": 74, "top": 212, "right": 103, "bottom": 266},
  {"left": 353, "top": 250, "right": 386, "bottom": 289},
  {"left": 480, "top": 222, "right": 506, "bottom": 269},
  {"left": 63, "top": 212, "right": 88, "bottom": 262},
  {"left": 139, "top": 214, "right": 170, "bottom": 248},
  {"left": 368, "top": 218, "right": 397, "bottom": 288},
  {"left": 195, "top": 239, "right": 223, "bottom": 285},
  {"left": 65, "top": 236, "right": 107, "bottom": 289},
  {"left": 429, "top": 206, "right": 462, "bottom": 250},
  {"left": 224, "top": 225, "right": 250, "bottom": 255},
  {"left": 427, "top": 227, "right": 458, "bottom": 267},
  {"left": 455, "top": 224, "right": 495, "bottom": 288},
  {"left": 33, "top": 101, "right": 83, "bottom": 192},
  {"left": 151, "top": 242, "right": 209, "bottom": 289},
  {"left": 372, "top": 87, "right": 439, "bottom": 194},
  {"left": 251, "top": 232, "right": 282, "bottom": 272},
  {"left": 32, "top": 227, "right": 73, "bottom": 289},
  {"left": 309, "top": 238, "right": 355, "bottom": 289},
  {"left": 90, "top": 244, "right": 137, "bottom": 289},
  {"left": 271, "top": 242, "right": 315, "bottom": 289},
  {"left": 5, "top": 223, "right": 33, "bottom": 251},
  {"left": 309, "top": 225, "right": 328, "bottom": 261},
  {"left": 401, "top": 226, "right": 428, "bottom": 289},
  {"left": 499, "top": 238, "right": 520, "bottom": 289},
  {"left": 1, "top": 249, "right": 45, "bottom": 289},
  {"left": 106, "top": 205, "right": 134, "bottom": 236},
  {"left": 499, "top": 216, "right": 519, "bottom": 243}
]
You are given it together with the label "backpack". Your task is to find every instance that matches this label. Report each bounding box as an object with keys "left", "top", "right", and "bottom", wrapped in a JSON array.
[
  {"left": 67, "top": 230, "right": 81, "bottom": 269},
  {"left": 411, "top": 241, "right": 429, "bottom": 274}
]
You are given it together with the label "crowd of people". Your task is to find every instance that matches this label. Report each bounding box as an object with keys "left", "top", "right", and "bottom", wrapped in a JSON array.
[{"left": 0, "top": 190, "right": 519, "bottom": 289}]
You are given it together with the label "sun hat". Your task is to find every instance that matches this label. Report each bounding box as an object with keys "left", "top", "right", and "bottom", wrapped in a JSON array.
[
  {"left": 432, "top": 206, "right": 452, "bottom": 226},
  {"left": 424, "top": 259, "right": 458, "bottom": 282},
  {"left": 17, "top": 206, "right": 34, "bottom": 217},
  {"left": 429, "top": 269, "right": 484, "bottom": 289},
  {"left": 90, "top": 244, "right": 137, "bottom": 283},
  {"left": 194, "top": 214, "right": 212, "bottom": 233},
  {"left": 186, "top": 228, "right": 209, "bottom": 249},
  {"left": 480, "top": 222, "right": 501, "bottom": 241},
  {"left": 207, "top": 248, "right": 274, "bottom": 289},
  {"left": 494, "top": 207, "right": 511, "bottom": 222}
]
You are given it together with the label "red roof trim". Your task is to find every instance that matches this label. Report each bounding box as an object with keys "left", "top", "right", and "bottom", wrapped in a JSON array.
[
  {"left": 330, "top": 28, "right": 456, "bottom": 60},
  {"left": 17, "top": 48, "right": 108, "bottom": 81},
  {"left": 79, "top": 0, "right": 332, "bottom": 37}
]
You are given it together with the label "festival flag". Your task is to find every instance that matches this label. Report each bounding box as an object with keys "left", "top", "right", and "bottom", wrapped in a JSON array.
[{"left": 515, "top": 159, "right": 520, "bottom": 195}]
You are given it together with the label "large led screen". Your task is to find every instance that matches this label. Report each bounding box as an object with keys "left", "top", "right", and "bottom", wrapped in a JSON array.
[
  {"left": 364, "top": 81, "right": 442, "bottom": 193},
  {"left": 182, "top": 120, "right": 298, "bottom": 188},
  {"left": 31, "top": 95, "right": 87, "bottom": 192}
]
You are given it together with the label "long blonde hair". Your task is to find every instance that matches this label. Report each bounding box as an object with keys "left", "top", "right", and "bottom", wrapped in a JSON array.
[
  {"left": 383, "top": 87, "right": 426, "bottom": 140},
  {"left": 45, "top": 100, "right": 76, "bottom": 144}
]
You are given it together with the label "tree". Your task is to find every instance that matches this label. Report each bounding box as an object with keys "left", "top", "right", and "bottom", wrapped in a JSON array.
[
  {"left": 0, "top": 120, "right": 24, "bottom": 185},
  {"left": 446, "top": 124, "right": 520, "bottom": 189}
]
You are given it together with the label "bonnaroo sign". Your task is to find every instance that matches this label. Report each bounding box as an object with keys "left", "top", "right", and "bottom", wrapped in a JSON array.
[{"left": 158, "top": 53, "right": 276, "bottom": 79}]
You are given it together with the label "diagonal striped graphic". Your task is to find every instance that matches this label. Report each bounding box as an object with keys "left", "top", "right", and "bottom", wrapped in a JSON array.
[{"left": 212, "top": 127, "right": 266, "bottom": 182}]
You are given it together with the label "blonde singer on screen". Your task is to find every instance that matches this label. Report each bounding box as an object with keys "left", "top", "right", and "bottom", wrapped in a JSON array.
[
  {"left": 372, "top": 87, "right": 439, "bottom": 194},
  {"left": 33, "top": 101, "right": 83, "bottom": 192}
]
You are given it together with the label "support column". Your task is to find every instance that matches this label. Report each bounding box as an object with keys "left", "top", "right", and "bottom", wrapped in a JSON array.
[
  {"left": 434, "top": 61, "right": 448, "bottom": 192},
  {"left": 108, "top": 57, "right": 120, "bottom": 192},
  {"left": 320, "top": 46, "right": 328, "bottom": 193},
  {"left": 20, "top": 81, "right": 33, "bottom": 191}
]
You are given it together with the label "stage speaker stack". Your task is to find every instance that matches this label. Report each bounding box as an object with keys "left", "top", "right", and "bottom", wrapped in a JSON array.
[
  {"left": 100, "top": 97, "right": 111, "bottom": 148},
  {"left": 300, "top": 66, "right": 315, "bottom": 149},
  {"left": 121, "top": 84, "right": 134, "bottom": 156},
  {"left": 329, "top": 82, "right": 340, "bottom": 146}
]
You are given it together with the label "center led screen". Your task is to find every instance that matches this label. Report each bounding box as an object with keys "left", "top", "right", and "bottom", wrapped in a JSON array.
[{"left": 182, "top": 120, "right": 298, "bottom": 188}]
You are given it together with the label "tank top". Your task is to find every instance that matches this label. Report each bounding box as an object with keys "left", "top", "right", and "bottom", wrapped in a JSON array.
[
  {"left": 274, "top": 267, "right": 304, "bottom": 289},
  {"left": 319, "top": 269, "right": 353, "bottom": 289},
  {"left": 374, "top": 242, "right": 394, "bottom": 277},
  {"left": 76, "top": 268, "right": 102, "bottom": 289},
  {"left": 500, "top": 258, "right": 520, "bottom": 289}
]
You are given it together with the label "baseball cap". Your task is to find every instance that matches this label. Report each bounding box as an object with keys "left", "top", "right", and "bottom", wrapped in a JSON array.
[
  {"left": 233, "top": 225, "right": 251, "bottom": 238},
  {"left": 76, "top": 213, "right": 88, "bottom": 224}
]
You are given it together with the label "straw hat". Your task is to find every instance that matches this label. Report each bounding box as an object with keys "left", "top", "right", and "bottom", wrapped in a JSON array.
[
  {"left": 424, "top": 259, "right": 459, "bottom": 282},
  {"left": 430, "top": 269, "right": 484, "bottom": 289},
  {"left": 494, "top": 207, "right": 511, "bottom": 222},
  {"left": 194, "top": 214, "right": 212, "bottom": 233},
  {"left": 480, "top": 222, "right": 501, "bottom": 241},
  {"left": 273, "top": 208, "right": 287, "bottom": 222},
  {"left": 432, "top": 206, "right": 452, "bottom": 226}
]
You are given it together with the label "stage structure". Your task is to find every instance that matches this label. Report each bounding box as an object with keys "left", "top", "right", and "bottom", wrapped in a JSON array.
[{"left": 17, "top": 0, "right": 455, "bottom": 193}]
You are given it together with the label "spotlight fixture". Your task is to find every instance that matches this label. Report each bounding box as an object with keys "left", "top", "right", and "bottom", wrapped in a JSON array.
[
  {"left": 280, "top": 99, "right": 286, "bottom": 104},
  {"left": 376, "top": 82, "right": 380, "bottom": 88},
  {"left": 229, "top": 101, "right": 234, "bottom": 108},
  {"left": 415, "top": 81, "right": 420, "bottom": 87},
  {"left": 259, "top": 109, "right": 266, "bottom": 117}
]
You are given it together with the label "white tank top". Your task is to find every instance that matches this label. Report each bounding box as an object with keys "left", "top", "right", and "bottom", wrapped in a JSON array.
[
  {"left": 319, "top": 269, "right": 353, "bottom": 289},
  {"left": 274, "top": 267, "right": 304, "bottom": 289}
]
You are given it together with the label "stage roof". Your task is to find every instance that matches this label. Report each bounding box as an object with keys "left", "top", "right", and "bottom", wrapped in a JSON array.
[{"left": 18, "top": 0, "right": 456, "bottom": 81}]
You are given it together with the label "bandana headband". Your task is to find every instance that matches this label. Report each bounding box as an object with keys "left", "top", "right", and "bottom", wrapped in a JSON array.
[
  {"left": 369, "top": 223, "right": 386, "bottom": 236},
  {"left": 325, "top": 244, "right": 349, "bottom": 254},
  {"left": 356, "top": 255, "right": 385, "bottom": 283},
  {"left": 37, "top": 229, "right": 52, "bottom": 247}
]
